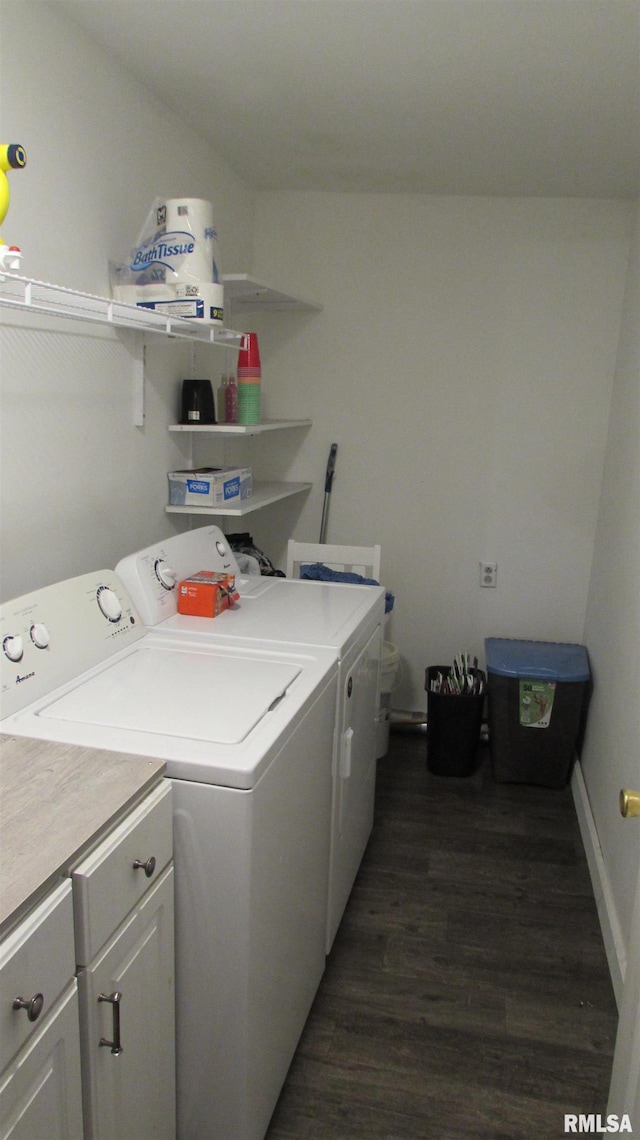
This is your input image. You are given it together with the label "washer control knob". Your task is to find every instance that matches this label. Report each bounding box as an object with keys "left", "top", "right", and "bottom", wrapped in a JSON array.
[
  {"left": 30, "top": 623, "right": 50, "bottom": 649},
  {"left": 215, "top": 540, "right": 227, "bottom": 557},
  {"left": 3, "top": 635, "right": 23, "bottom": 662},
  {"left": 97, "top": 587, "right": 122, "bottom": 623},
  {"left": 155, "top": 561, "right": 177, "bottom": 590}
]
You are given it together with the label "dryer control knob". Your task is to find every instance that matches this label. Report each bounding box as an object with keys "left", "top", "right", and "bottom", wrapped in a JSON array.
[
  {"left": 97, "top": 587, "right": 122, "bottom": 623},
  {"left": 30, "top": 623, "right": 50, "bottom": 649},
  {"left": 3, "top": 635, "right": 24, "bottom": 662},
  {"left": 155, "top": 561, "right": 177, "bottom": 590}
]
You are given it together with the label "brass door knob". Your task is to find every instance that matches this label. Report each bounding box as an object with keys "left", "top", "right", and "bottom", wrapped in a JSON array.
[{"left": 619, "top": 789, "right": 640, "bottom": 818}]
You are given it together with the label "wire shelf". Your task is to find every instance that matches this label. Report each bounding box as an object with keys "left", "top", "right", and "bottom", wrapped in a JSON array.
[{"left": 0, "top": 272, "right": 244, "bottom": 346}]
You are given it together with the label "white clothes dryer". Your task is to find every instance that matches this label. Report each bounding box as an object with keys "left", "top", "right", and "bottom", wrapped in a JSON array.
[
  {"left": 116, "top": 525, "right": 385, "bottom": 952},
  {"left": 0, "top": 571, "right": 337, "bottom": 1140}
]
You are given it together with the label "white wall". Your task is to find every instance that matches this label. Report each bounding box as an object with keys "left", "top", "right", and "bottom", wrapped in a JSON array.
[
  {"left": 579, "top": 203, "right": 640, "bottom": 985},
  {"left": 249, "top": 193, "right": 632, "bottom": 705},
  {"left": 248, "top": 190, "right": 639, "bottom": 990},
  {"left": 0, "top": 2, "right": 255, "bottom": 599},
  {"left": 248, "top": 190, "right": 638, "bottom": 992}
]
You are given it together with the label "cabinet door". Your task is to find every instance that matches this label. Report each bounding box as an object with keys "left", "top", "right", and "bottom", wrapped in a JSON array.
[
  {"left": 78, "top": 865, "right": 175, "bottom": 1140},
  {"left": 0, "top": 982, "right": 84, "bottom": 1140}
]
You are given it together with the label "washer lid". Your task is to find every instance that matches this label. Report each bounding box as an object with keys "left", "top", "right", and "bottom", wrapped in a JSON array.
[{"left": 39, "top": 644, "right": 301, "bottom": 744}]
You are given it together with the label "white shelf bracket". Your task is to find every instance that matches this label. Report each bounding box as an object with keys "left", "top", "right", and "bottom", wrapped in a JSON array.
[
  {"left": 132, "top": 339, "right": 147, "bottom": 428},
  {"left": 124, "top": 331, "right": 145, "bottom": 427}
]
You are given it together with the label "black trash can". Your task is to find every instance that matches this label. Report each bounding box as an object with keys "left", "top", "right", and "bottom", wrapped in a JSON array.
[
  {"left": 425, "top": 666, "right": 486, "bottom": 776},
  {"left": 485, "top": 638, "right": 591, "bottom": 789}
]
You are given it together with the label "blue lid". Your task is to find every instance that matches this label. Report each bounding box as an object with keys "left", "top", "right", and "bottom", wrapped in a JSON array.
[{"left": 485, "top": 638, "right": 590, "bottom": 681}]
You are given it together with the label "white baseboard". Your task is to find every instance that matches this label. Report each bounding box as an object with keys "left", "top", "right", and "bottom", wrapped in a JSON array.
[{"left": 572, "top": 759, "right": 625, "bottom": 1009}]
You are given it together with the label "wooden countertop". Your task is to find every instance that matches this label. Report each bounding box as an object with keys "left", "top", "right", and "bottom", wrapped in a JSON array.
[{"left": 0, "top": 735, "right": 166, "bottom": 934}]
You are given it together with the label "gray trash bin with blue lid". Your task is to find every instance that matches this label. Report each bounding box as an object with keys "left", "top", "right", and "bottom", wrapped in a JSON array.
[{"left": 485, "top": 638, "right": 591, "bottom": 788}]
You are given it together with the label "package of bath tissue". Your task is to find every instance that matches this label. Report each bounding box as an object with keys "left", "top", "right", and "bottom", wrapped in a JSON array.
[{"left": 110, "top": 197, "right": 224, "bottom": 323}]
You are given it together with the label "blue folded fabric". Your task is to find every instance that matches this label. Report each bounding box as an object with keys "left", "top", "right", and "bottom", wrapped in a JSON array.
[{"left": 300, "top": 563, "right": 395, "bottom": 613}]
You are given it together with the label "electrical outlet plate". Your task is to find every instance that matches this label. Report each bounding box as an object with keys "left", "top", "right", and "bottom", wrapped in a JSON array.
[{"left": 480, "top": 562, "right": 497, "bottom": 588}]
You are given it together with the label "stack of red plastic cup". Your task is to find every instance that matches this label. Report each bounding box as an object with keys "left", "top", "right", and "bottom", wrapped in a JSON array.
[{"left": 237, "top": 332, "right": 261, "bottom": 424}]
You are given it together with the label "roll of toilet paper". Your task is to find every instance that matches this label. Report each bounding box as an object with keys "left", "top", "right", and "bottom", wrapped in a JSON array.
[
  {"left": 184, "top": 281, "right": 224, "bottom": 324},
  {"left": 158, "top": 198, "right": 220, "bottom": 285},
  {"left": 113, "top": 280, "right": 224, "bottom": 325},
  {"left": 113, "top": 284, "right": 175, "bottom": 305}
]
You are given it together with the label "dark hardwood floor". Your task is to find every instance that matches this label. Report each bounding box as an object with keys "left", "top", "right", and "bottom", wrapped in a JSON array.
[{"left": 266, "top": 732, "right": 619, "bottom": 1139}]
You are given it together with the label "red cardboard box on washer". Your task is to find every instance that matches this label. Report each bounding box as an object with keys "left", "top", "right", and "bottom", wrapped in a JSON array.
[{"left": 177, "top": 571, "right": 240, "bottom": 618}]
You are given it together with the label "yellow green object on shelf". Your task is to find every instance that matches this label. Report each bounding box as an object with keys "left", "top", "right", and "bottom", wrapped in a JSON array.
[{"left": 0, "top": 144, "right": 27, "bottom": 263}]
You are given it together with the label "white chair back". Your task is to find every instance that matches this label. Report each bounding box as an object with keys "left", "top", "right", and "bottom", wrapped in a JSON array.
[{"left": 286, "top": 540, "right": 382, "bottom": 580}]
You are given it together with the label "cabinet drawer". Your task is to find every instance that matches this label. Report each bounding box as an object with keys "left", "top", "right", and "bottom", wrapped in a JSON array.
[
  {"left": 0, "top": 981, "right": 84, "bottom": 1139},
  {"left": 73, "top": 781, "right": 172, "bottom": 966},
  {"left": 0, "top": 879, "right": 75, "bottom": 1074}
]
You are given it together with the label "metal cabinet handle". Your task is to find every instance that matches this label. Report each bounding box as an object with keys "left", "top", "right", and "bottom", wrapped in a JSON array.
[
  {"left": 132, "top": 855, "right": 156, "bottom": 878},
  {"left": 13, "top": 993, "right": 44, "bottom": 1022},
  {"left": 98, "top": 990, "right": 123, "bottom": 1054},
  {"left": 620, "top": 789, "right": 640, "bottom": 818}
]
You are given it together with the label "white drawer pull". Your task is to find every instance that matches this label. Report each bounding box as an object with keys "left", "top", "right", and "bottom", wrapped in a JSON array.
[{"left": 13, "top": 992, "right": 44, "bottom": 1022}]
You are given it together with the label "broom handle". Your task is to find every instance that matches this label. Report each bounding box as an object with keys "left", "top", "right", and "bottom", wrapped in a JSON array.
[{"left": 319, "top": 443, "right": 338, "bottom": 542}]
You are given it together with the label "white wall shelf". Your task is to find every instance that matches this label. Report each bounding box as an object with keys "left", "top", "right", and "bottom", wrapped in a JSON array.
[
  {"left": 168, "top": 418, "right": 311, "bottom": 436},
  {"left": 0, "top": 272, "right": 244, "bottom": 346},
  {"left": 166, "top": 481, "right": 312, "bottom": 517},
  {"left": 222, "top": 274, "right": 322, "bottom": 314},
  {"left": 167, "top": 277, "right": 320, "bottom": 518}
]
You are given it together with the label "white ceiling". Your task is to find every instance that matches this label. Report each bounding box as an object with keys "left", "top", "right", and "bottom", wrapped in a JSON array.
[{"left": 57, "top": 0, "right": 640, "bottom": 198}]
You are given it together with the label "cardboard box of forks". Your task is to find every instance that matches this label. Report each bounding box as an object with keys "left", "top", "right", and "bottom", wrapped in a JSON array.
[
  {"left": 177, "top": 571, "right": 239, "bottom": 618},
  {"left": 168, "top": 466, "right": 252, "bottom": 508}
]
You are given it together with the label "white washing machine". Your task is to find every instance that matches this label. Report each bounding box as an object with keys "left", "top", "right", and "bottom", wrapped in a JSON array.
[
  {"left": 0, "top": 571, "right": 338, "bottom": 1140},
  {"left": 116, "top": 525, "right": 385, "bottom": 952}
]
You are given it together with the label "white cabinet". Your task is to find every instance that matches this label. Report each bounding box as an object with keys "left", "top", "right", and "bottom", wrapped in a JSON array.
[
  {"left": 0, "top": 778, "right": 175, "bottom": 1140},
  {"left": 0, "top": 880, "right": 84, "bottom": 1139},
  {"left": 73, "top": 781, "right": 175, "bottom": 1140}
]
